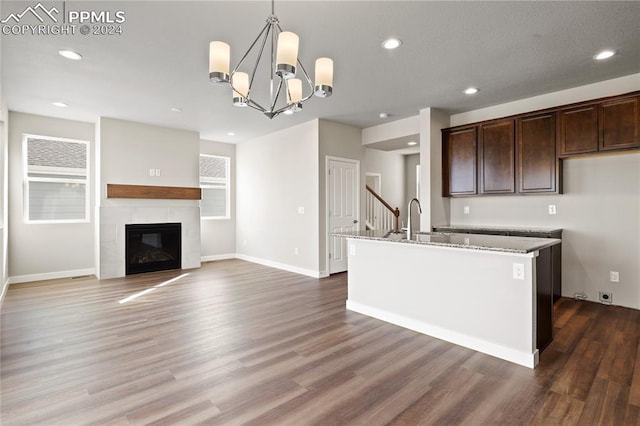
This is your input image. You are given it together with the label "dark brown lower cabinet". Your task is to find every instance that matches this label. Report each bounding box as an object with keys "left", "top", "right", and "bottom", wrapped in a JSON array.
[
  {"left": 432, "top": 226, "right": 562, "bottom": 305},
  {"left": 536, "top": 247, "right": 553, "bottom": 352}
]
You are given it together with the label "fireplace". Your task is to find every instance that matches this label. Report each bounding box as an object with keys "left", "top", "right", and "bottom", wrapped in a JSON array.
[{"left": 125, "top": 223, "right": 181, "bottom": 275}]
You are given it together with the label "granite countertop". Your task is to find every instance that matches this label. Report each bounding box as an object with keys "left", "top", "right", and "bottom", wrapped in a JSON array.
[
  {"left": 432, "top": 224, "right": 563, "bottom": 234},
  {"left": 334, "top": 230, "right": 561, "bottom": 254}
]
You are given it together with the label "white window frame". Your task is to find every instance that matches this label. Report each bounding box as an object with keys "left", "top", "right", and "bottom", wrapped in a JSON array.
[
  {"left": 22, "top": 134, "right": 90, "bottom": 224},
  {"left": 200, "top": 154, "right": 230, "bottom": 220}
]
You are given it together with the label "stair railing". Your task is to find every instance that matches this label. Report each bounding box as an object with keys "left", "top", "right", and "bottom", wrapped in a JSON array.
[{"left": 365, "top": 185, "right": 400, "bottom": 232}]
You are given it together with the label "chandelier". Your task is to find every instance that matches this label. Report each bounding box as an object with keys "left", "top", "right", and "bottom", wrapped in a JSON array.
[{"left": 208, "top": 0, "right": 333, "bottom": 119}]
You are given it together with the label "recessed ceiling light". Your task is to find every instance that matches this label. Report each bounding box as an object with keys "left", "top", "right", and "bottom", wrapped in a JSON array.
[
  {"left": 594, "top": 49, "right": 616, "bottom": 60},
  {"left": 408, "top": 141, "right": 417, "bottom": 146},
  {"left": 226, "top": 132, "right": 236, "bottom": 136},
  {"left": 170, "top": 107, "right": 182, "bottom": 112},
  {"left": 52, "top": 102, "right": 68, "bottom": 107},
  {"left": 379, "top": 112, "right": 389, "bottom": 119},
  {"left": 464, "top": 87, "right": 479, "bottom": 95},
  {"left": 58, "top": 50, "right": 82, "bottom": 60},
  {"left": 381, "top": 38, "right": 402, "bottom": 50}
]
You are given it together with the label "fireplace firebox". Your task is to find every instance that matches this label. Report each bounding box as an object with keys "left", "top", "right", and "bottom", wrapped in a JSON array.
[{"left": 125, "top": 223, "right": 181, "bottom": 275}]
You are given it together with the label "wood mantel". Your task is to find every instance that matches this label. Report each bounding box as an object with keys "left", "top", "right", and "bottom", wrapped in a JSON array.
[{"left": 106, "top": 184, "right": 201, "bottom": 200}]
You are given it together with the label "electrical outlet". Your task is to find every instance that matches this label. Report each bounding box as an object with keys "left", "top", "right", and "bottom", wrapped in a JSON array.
[
  {"left": 464, "top": 206, "right": 470, "bottom": 215},
  {"left": 297, "top": 206, "right": 304, "bottom": 214},
  {"left": 349, "top": 244, "right": 356, "bottom": 256},
  {"left": 464, "top": 237, "right": 470, "bottom": 245},
  {"left": 574, "top": 292, "right": 588, "bottom": 301},
  {"left": 512, "top": 263, "right": 525, "bottom": 280},
  {"left": 610, "top": 271, "right": 619, "bottom": 282},
  {"left": 243, "top": 239, "right": 247, "bottom": 247},
  {"left": 599, "top": 291, "right": 613, "bottom": 304},
  {"left": 149, "top": 168, "right": 155, "bottom": 177},
  {"left": 548, "top": 204, "right": 557, "bottom": 215},
  {"left": 294, "top": 247, "right": 299, "bottom": 255},
  {"left": 155, "top": 169, "right": 161, "bottom": 177}
]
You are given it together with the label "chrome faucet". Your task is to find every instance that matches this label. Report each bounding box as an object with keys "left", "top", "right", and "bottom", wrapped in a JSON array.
[{"left": 407, "top": 198, "right": 422, "bottom": 240}]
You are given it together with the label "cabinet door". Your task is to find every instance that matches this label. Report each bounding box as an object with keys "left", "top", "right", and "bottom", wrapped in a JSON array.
[
  {"left": 558, "top": 104, "right": 598, "bottom": 156},
  {"left": 600, "top": 96, "right": 640, "bottom": 151},
  {"left": 478, "top": 119, "right": 515, "bottom": 194},
  {"left": 517, "top": 112, "right": 560, "bottom": 193},
  {"left": 442, "top": 127, "right": 477, "bottom": 196}
]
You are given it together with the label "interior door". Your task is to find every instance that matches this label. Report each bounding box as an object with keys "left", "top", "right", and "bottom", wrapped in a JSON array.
[{"left": 328, "top": 157, "right": 359, "bottom": 274}]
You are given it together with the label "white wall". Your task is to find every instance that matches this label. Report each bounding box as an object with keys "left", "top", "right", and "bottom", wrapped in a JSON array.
[
  {"left": 319, "top": 119, "right": 365, "bottom": 274},
  {"left": 445, "top": 75, "right": 640, "bottom": 309},
  {"left": 200, "top": 139, "right": 236, "bottom": 260},
  {"left": 99, "top": 118, "right": 199, "bottom": 192},
  {"left": 97, "top": 117, "right": 201, "bottom": 279},
  {"left": 236, "top": 120, "right": 320, "bottom": 277},
  {"left": 420, "top": 107, "right": 450, "bottom": 231},
  {"left": 362, "top": 116, "right": 420, "bottom": 145},
  {"left": 364, "top": 149, "right": 405, "bottom": 215},
  {"left": 8, "top": 112, "right": 95, "bottom": 282},
  {"left": 405, "top": 153, "right": 420, "bottom": 230},
  {"left": 0, "top": 88, "right": 8, "bottom": 303}
]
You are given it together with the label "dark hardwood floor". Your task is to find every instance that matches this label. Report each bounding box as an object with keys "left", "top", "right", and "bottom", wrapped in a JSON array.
[{"left": 1, "top": 259, "right": 639, "bottom": 425}]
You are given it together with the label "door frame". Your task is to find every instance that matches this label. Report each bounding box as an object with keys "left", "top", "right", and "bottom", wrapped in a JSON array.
[{"left": 325, "top": 155, "right": 360, "bottom": 275}]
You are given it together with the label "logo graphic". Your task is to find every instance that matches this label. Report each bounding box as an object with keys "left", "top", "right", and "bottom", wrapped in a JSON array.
[{"left": 1, "top": 2, "right": 59, "bottom": 24}]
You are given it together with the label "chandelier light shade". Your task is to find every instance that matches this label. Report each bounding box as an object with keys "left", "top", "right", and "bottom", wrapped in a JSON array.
[
  {"left": 208, "top": 0, "right": 333, "bottom": 119},
  {"left": 209, "top": 41, "right": 230, "bottom": 83},
  {"left": 314, "top": 58, "right": 334, "bottom": 98},
  {"left": 232, "top": 72, "right": 249, "bottom": 106},
  {"left": 276, "top": 32, "right": 299, "bottom": 79},
  {"left": 287, "top": 79, "right": 303, "bottom": 104}
]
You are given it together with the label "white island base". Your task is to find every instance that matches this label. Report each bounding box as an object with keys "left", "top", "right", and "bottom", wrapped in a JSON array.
[{"left": 346, "top": 237, "right": 542, "bottom": 368}]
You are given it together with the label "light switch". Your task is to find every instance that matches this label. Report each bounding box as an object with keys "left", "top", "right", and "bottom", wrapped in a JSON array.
[
  {"left": 297, "top": 206, "right": 305, "bottom": 214},
  {"left": 149, "top": 168, "right": 155, "bottom": 176}
]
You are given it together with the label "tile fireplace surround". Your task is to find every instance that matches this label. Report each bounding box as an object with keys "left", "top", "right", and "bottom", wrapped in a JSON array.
[{"left": 98, "top": 203, "right": 201, "bottom": 279}]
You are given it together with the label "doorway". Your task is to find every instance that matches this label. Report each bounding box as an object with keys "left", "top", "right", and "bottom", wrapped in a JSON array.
[{"left": 326, "top": 156, "right": 360, "bottom": 274}]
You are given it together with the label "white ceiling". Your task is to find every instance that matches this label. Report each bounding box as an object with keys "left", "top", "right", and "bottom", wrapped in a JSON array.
[{"left": 2, "top": 1, "right": 639, "bottom": 144}]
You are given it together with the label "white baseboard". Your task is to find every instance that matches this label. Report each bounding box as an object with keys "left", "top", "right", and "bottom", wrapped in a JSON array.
[
  {"left": 8, "top": 268, "right": 96, "bottom": 285},
  {"left": 346, "top": 300, "right": 538, "bottom": 369},
  {"left": 235, "top": 254, "right": 322, "bottom": 278},
  {"left": 201, "top": 253, "right": 236, "bottom": 263},
  {"left": 0, "top": 278, "right": 8, "bottom": 309}
]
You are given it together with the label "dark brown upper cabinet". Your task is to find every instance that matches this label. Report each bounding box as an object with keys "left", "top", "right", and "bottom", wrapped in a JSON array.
[
  {"left": 600, "top": 95, "right": 640, "bottom": 151},
  {"left": 478, "top": 119, "right": 515, "bottom": 194},
  {"left": 518, "top": 112, "right": 560, "bottom": 194},
  {"left": 443, "top": 126, "right": 477, "bottom": 196},
  {"left": 441, "top": 91, "right": 638, "bottom": 197},
  {"left": 558, "top": 103, "right": 599, "bottom": 156}
]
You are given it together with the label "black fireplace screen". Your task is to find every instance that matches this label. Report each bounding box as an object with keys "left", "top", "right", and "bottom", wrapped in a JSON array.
[{"left": 125, "top": 223, "right": 181, "bottom": 275}]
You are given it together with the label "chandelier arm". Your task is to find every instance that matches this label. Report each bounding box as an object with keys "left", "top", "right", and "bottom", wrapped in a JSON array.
[
  {"left": 245, "top": 102, "right": 266, "bottom": 113},
  {"left": 295, "top": 59, "right": 315, "bottom": 103},
  {"left": 269, "top": 78, "right": 285, "bottom": 113},
  {"left": 230, "top": 21, "right": 271, "bottom": 76},
  {"left": 246, "top": 23, "right": 273, "bottom": 103}
]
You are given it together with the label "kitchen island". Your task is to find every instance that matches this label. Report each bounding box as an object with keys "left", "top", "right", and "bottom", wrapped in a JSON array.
[{"left": 339, "top": 230, "right": 561, "bottom": 368}]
